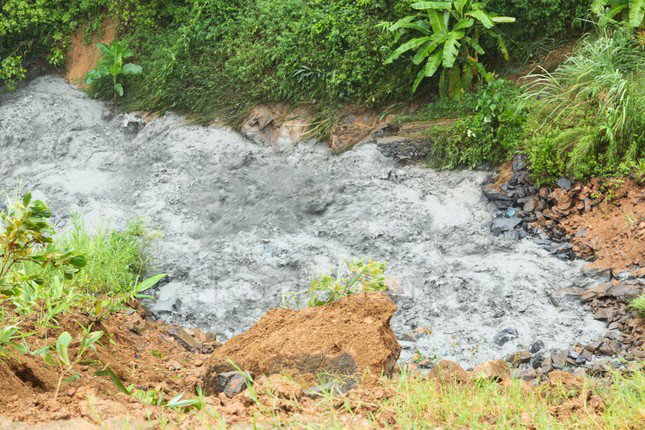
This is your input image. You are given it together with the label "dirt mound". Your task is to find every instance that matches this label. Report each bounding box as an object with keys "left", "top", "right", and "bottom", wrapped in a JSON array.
[
  {"left": 204, "top": 293, "right": 401, "bottom": 388},
  {"left": 65, "top": 19, "right": 116, "bottom": 84},
  {"left": 0, "top": 304, "right": 205, "bottom": 424}
]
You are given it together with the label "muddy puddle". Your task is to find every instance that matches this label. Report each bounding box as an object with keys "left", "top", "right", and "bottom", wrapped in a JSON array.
[{"left": 0, "top": 76, "right": 605, "bottom": 366}]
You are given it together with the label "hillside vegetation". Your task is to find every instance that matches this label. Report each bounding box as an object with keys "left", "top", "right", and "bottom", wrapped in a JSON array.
[{"left": 1, "top": 1, "right": 643, "bottom": 180}]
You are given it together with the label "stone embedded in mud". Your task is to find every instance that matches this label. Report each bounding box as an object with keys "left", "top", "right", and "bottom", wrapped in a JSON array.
[
  {"left": 427, "top": 360, "right": 469, "bottom": 383},
  {"left": 506, "top": 350, "right": 532, "bottom": 365},
  {"left": 202, "top": 293, "right": 400, "bottom": 391},
  {"left": 212, "top": 371, "right": 250, "bottom": 398},
  {"left": 473, "top": 359, "right": 510, "bottom": 381},
  {"left": 493, "top": 327, "right": 519, "bottom": 346}
]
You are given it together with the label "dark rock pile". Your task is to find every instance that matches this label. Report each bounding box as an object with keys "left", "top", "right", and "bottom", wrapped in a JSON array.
[
  {"left": 481, "top": 156, "right": 644, "bottom": 381},
  {"left": 482, "top": 154, "right": 609, "bottom": 261}
]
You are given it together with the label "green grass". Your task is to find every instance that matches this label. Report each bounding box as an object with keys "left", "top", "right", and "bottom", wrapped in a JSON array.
[{"left": 628, "top": 295, "right": 645, "bottom": 318}]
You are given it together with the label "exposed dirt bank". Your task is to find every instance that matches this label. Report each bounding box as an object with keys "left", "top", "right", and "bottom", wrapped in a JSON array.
[
  {"left": 0, "top": 76, "right": 607, "bottom": 366},
  {"left": 65, "top": 20, "right": 116, "bottom": 84}
]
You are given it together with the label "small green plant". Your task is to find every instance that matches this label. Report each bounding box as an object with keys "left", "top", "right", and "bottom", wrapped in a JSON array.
[
  {"left": 283, "top": 259, "right": 387, "bottom": 308},
  {"left": 383, "top": 1, "right": 515, "bottom": 96},
  {"left": 31, "top": 327, "right": 104, "bottom": 397},
  {"left": 85, "top": 41, "right": 142, "bottom": 98},
  {"left": 0, "top": 193, "right": 86, "bottom": 297},
  {"left": 628, "top": 295, "right": 645, "bottom": 317}
]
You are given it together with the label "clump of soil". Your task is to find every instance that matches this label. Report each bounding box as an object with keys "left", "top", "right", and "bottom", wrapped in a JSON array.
[
  {"left": 0, "top": 303, "right": 206, "bottom": 424},
  {"left": 204, "top": 293, "right": 401, "bottom": 387},
  {"left": 554, "top": 179, "right": 644, "bottom": 272},
  {"left": 65, "top": 19, "right": 116, "bottom": 84}
]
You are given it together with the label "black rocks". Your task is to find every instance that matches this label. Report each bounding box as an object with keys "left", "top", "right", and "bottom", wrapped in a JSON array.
[
  {"left": 491, "top": 217, "right": 523, "bottom": 236},
  {"left": 530, "top": 340, "right": 545, "bottom": 353},
  {"left": 556, "top": 178, "right": 572, "bottom": 191},
  {"left": 494, "top": 327, "right": 519, "bottom": 346},
  {"left": 212, "top": 371, "right": 251, "bottom": 398}
]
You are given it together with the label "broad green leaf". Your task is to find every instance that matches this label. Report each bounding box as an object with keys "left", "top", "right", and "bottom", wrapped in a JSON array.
[
  {"left": 467, "top": 10, "right": 494, "bottom": 28},
  {"left": 605, "top": 3, "right": 628, "bottom": 19},
  {"left": 83, "top": 331, "right": 103, "bottom": 349},
  {"left": 491, "top": 16, "right": 516, "bottom": 23},
  {"left": 454, "top": 0, "right": 467, "bottom": 14},
  {"left": 454, "top": 18, "right": 474, "bottom": 31},
  {"left": 56, "top": 331, "right": 72, "bottom": 366},
  {"left": 22, "top": 192, "right": 32, "bottom": 206},
  {"left": 465, "top": 36, "right": 485, "bottom": 55},
  {"left": 424, "top": 50, "right": 443, "bottom": 77},
  {"left": 492, "top": 31, "right": 509, "bottom": 60},
  {"left": 135, "top": 273, "right": 166, "bottom": 293},
  {"left": 388, "top": 15, "right": 416, "bottom": 31},
  {"left": 385, "top": 36, "right": 433, "bottom": 64},
  {"left": 96, "top": 43, "right": 110, "bottom": 57},
  {"left": 412, "top": 32, "right": 447, "bottom": 65},
  {"left": 426, "top": 10, "right": 447, "bottom": 34},
  {"left": 122, "top": 63, "right": 143, "bottom": 75},
  {"left": 442, "top": 31, "right": 464, "bottom": 68},
  {"left": 411, "top": 1, "right": 452, "bottom": 10},
  {"left": 115, "top": 83, "right": 124, "bottom": 97},
  {"left": 69, "top": 255, "right": 86, "bottom": 268},
  {"left": 629, "top": 0, "right": 644, "bottom": 27}
]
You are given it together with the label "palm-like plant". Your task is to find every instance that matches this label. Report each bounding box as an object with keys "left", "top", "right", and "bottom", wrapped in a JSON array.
[
  {"left": 384, "top": 1, "right": 514, "bottom": 97},
  {"left": 85, "top": 41, "right": 142, "bottom": 98}
]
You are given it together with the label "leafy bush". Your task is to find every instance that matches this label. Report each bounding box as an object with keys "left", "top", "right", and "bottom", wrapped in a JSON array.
[
  {"left": 283, "top": 259, "right": 387, "bottom": 308},
  {"left": 383, "top": 1, "right": 515, "bottom": 96},
  {"left": 0, "top": 192, "right": 86, "bottom": 297},
  {"left": 523, "top": 26, "right": 644, "bottom": 182},
  {"left": 427, "top": 78, "right": 525, "bottom": 168},
  {"left": 86, "top": 41, "right": 142, "bottom": 98}
]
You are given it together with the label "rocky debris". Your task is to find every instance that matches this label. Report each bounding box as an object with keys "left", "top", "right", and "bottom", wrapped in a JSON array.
[
  {"left": 506, "top": 350, "right": 532, "bottom": 365},
  {"left": 241, "top": 104, "right": 312, "bottom": 146},
  {"left": 167, "top": 326, "right": 221, "bottom": 354},
  {"left": 211, "top": 371, "right": 251, "bottom": 398},
  {"left": 473, "top": 359, "right": 510, "bottom": 381},
  {"left": 493, "top": 328, "right": 518, "bottom": 346},
  {"left": 482, "top": 156, "right": 644, "bottom": 268},
  {"left": 374, "top": 135, "right": 432, "bottom": 160},
  {"left": 303, "top": 378, "right": 357, "bottom": 399},
  {"left": 427, "top": 360, "right": 469, "bottom": 383},
  {"left": 203, "top": 293, "right": 401, "bottom": 390}
]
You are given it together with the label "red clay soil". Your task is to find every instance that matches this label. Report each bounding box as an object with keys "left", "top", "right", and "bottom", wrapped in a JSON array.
[
  {"left": 0, "top": 303, "right": 205, "bottom": 425},
  {"left": 204, "top": 293, "right": 401, "bottom": 387},
  {"left": 547, "top": 178, "right": 644, "bottom": 273},
  {"left": 65, "top": 19, "right": 116, "bottom": 84}
]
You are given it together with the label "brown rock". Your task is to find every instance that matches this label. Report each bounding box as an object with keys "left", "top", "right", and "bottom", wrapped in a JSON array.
[
  {"left": 506, "top": 350, "right": 532, "bottom": 365},
  {"left": 473, "top": 359, "right": 510, "bottom": 381},
  {"left": 427, "top": 360, "right": 469, "bottom": 383},
  {"left": 203, "top": 293, "right": 401, "bottom": 390}
]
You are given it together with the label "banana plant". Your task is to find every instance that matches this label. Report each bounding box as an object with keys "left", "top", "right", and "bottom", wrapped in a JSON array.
[
  {"left": 384, "top": 1, "right": 514, "bottom": 97},
  {"left": 85, "top": 41, "right": 142, "bottom": 98},
  {"left": 592, "top": 0, "right": 644, "bottom": 28}
]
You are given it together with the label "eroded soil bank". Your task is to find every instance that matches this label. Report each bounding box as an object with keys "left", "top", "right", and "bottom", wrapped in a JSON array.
[{"left": 0, "top": 76, "right": 606, "bottom": 366}]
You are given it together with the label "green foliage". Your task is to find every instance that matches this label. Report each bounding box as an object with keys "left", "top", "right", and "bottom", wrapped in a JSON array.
[
  {"left": 628, "top": 295, "right": 645, "bottom": 317},
  {"left": 28, "top": 327, "right": 103, "bottom": 397},
  {"left": 86, "top": 41, "right": 142, "bottom": 98},
  {"left": 283, "top": 259, "right": 387, "bottom": 309},
  {"left": 427, "top": 78, "right": 525, "bottom": 168},
  {"left": 0, "top": 193, "right": 86, "bottom": 297},
  {"left": 592, "top": 0, "right": 644, "bottom": 27},
  {"left": 523, "top": 26, "right": 644, "bottom": 182},
  {"left": 383, "top": 1, "right": 515, "bottom": 96},
  {"left": 122, "top": 0, "right": 416, "bottom": 119},
  {"left": 0, "top": 0, "right": 109, "bottom": 90}
]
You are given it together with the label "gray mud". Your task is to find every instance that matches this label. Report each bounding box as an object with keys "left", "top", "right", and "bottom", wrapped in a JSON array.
[{"left": 0, "top": 76, "right": 605, "bottom": 366}]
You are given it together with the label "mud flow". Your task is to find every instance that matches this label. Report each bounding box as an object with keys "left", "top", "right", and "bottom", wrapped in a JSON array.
[{"left": 0, "top": 77, "right": 605, "bottom": 366}]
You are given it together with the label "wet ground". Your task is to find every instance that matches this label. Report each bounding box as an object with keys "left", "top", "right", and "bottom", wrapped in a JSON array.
[{"left": 0, "top": 76, "right": 605, "bottom": 366}]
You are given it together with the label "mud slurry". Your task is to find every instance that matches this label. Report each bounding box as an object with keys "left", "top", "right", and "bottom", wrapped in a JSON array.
[{"left": 0, "top": 77, "right": 605, "bottom": 366}]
